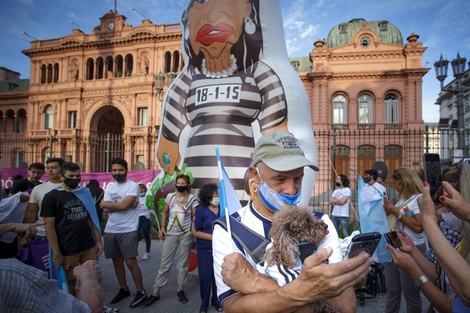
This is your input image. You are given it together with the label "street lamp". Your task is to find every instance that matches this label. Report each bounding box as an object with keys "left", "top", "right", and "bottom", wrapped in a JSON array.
[
  {"left": 154, "top": 71, "right": 165, "bottom": 102},
  {"left": 434, "top": 53, "right": 470, "bottom": 152}
]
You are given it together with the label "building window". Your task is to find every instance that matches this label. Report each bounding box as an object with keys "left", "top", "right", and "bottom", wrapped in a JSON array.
[
  {"left": 43, "top": 105, "right": 54, "bottom": 130},
  {"left": 53, "top": 63, "right": 59, "bottom": 83},
  {"left": 165, "top": 51, "right": 171, "bottom": 73},
  {"left": 172, "top": 51, "right": 180, "bottom": 72},
  {"left": 360, "top": 36, "right": 371, "bottom": 48},
  {"left": 47, "top": 64, "right": 53, "bottom": 83},
  {"left": 96, "top": 57, "right": 104, "bottom": 79},
  {"left": 105, "top": 56, "right": 113, "bottom": 78},
  {"left": 385, "top": 94, "right": 399, "bottom": 123},
  {"left": 384, "top": 145, "right": 402, "bottom": 183},
  {"left": 40, "top": 64, "right": 46, "bottom": 84},
  {"left": 125, "top": 54, "right": 133, "bottom": 77},
  {"left": 86, "top": 58, "right": 94, "bottom": 80},
  {"left": 16, "top": 109, "right": 26, "bottom": 133},
  {"left": 332, "top": 145, "right": 350, "bottom": 181},
  {"left": 115, "top": 55, "right": 123, "bottom": 78},
  {"left": 291, "top": 61, "right": 300, "bottom": 71},
  {"left": 333, "top": 95, "right": 347, "bottom": 124},
  {"left": 379, "top": 21, "right": 389, "bottom": 31},
  {"left": 15, "top": 150, "right": 25, "bottom": 167},
  {"left": 69, "top": 111, "right": 77, "bottom": 129},
  {"left": 138, "top": 108, "right": 148, "bottom": 126},
  {"left": 358, "top": 94, "right": 373, "bottom": 123}
]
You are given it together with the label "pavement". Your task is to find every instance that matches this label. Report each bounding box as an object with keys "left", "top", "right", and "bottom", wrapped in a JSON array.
[{"left": 99, "top": 239, "right": 429, "bottom": 313}]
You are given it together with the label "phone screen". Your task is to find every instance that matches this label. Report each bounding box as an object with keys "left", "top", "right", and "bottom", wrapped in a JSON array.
[{"left": 423, "top": 153, "right": 442, "bottom": 198}]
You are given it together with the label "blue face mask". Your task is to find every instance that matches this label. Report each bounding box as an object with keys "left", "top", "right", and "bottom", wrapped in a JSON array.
[{"left": 257, "top": 180, "right": 302, "bottom": 212}]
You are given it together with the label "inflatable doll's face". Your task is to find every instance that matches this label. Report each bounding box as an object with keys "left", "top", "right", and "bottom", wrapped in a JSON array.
[{"left": 188, "top": 0, "right": 252, "bottom": 59}]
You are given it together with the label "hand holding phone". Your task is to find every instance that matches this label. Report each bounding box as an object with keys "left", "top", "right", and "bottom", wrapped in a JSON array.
[
  {"left": 423, "top": 153, "right": 442, "bottom": 199},
  {"left": 346, "top": 232, "right": 382, "bottom": 259},
  {"left": 384, "top": 231, "right": 402, "bottom": 249}
]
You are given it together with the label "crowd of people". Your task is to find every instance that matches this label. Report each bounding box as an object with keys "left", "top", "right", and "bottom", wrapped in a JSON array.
[{"left": 1, "top": 132, "right": 470, "bottom": 313}]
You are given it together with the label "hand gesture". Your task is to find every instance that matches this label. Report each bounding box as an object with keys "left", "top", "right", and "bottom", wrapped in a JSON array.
[{"left": 396, "top": 227, "right": 414, "bottom": 253}]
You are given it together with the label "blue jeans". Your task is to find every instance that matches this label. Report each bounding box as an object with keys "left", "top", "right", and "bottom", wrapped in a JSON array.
[
  {"left": 332, "top": 215, "right": 349, "bottom": 237},
  {"left": 138, "top": 216, "right": 151, "bottom": 253}
]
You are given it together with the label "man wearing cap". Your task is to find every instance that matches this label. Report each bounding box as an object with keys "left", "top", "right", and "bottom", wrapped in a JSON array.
[{"left": 212, "top": 131, "right": 371, "bottom": 313}]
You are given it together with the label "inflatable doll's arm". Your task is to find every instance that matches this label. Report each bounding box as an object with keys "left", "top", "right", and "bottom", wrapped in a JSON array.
[{"left": 156, "top": 135, "right": 181, "bottom": 175}]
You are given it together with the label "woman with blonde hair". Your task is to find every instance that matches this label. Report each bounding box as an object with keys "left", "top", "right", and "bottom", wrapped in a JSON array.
[
  {"left": 383, "top": 167, "right": 425, "bottom": 312},
  {"left": 387, "top": 163, "right": 470, "bottom": 312}
]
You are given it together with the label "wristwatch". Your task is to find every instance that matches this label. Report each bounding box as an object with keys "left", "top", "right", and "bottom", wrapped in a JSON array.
[
  {"left": 397, "top": 212, "right": 403, "bottom": 220},
  {"left": 414, "top": 274, "right": 429, "bottom": 288}
]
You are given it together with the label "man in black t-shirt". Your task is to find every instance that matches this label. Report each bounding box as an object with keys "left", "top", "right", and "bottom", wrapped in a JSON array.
[
  {"left": 9, "top": 162, "right": 45, "bottom": 195},
  {"left": 41, "top": 162, "right": 103, "bottom": 295}
]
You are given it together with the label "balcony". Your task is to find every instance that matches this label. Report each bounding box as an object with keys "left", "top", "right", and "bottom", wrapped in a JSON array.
[{"left": 358, "top": 124, "right": 376, "bottom": 131}]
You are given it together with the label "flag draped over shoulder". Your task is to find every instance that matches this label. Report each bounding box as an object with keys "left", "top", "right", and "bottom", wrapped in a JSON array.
[
  {"left": 216, "top": 148, "right": 242, "bottom": 217},
  {"left": 358, "top": 175, "right": 391, "bottom": 263}
]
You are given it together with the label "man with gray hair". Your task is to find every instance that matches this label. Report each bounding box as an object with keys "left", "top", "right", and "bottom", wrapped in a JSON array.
[{"left": 213, "top": 131, "right": 372, "bottom": 313}]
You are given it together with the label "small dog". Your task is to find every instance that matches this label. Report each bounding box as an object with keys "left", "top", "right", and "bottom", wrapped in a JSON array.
[{"left": 262, "top": 205, "right": 338, "bottom": 313}]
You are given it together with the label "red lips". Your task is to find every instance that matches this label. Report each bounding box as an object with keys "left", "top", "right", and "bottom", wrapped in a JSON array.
[{"left": 196, "top": 23, "right": 235, "bottom": 46}]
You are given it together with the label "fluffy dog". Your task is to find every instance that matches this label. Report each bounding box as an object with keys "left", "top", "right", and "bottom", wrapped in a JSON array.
[{"left": 262, "top": 205, "right": 338, "bottom": 313}]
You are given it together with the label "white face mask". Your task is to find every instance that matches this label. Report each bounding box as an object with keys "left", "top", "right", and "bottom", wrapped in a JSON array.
[
  {"left": 139, "top": 192, "right": 146, "bottom": 197},
  {"left": 211, "top": 197, "right": 220, "bottom": 206},
  {"left": 442, "top": 211, "right": 463, "bottom": 232},
  {"left": 256, "top": 169, "right": 301, "bottom": 211}
]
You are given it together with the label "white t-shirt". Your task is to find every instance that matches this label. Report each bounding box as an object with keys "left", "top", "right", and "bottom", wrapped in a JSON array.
[
  {"left": 29, "top": 181, "right": 62, "bottom": 237},
  {"left": 331, "top": 187, "right": 351, "bottom": 218},
  {"left": 212, "top": 203, "right": 342, "bottom": 303},
  {"left": 103, "top": 179, "right": 139, "bottom": 233},
  {"left": 137, "top": 196, "right": 150, "bottom": 219},
  {"left": 396, "top": 194, "right": 425, "bottom": 245}
]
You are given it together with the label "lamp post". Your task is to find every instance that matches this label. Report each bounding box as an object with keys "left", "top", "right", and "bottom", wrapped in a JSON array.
[{"left": 434, "top": 53, "right": 470, "bottom": 153}]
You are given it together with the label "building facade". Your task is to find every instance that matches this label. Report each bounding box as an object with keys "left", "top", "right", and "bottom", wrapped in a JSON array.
[{"left": 1, "top": 14, "right": 431, "bottom": 211}]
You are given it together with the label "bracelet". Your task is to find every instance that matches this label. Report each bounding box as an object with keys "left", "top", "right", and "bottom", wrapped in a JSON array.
[
  {"left": 414, "top": 274, "right": 429, "bottom": 288},
  {"left": 397, "top": 212, "right": 403, "bottom": 220}
]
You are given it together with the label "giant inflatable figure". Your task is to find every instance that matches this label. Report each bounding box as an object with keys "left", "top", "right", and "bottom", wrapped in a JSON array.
[{"left": 154, "top": 0, "right": 317, "bottom": 205}]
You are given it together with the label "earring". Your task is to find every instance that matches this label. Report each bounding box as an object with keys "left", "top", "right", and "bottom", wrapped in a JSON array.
[
  {"left": 244, "top": 17, "right": 256, "bottom": 35},
  {"left": 253, "top": 186, "right": 258, "bottom": 193},
  {"left": 185, "top": 24, "right": 190, "bottom": 40}
]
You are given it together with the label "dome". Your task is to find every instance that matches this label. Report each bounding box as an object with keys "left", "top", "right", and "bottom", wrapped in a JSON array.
[{"left": 326, "top": 18, "right": 403, "bottom": 48}]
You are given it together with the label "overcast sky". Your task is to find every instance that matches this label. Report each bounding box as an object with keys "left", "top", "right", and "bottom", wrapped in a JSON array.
[{"left": 1, "top": 0, "right": 469, "bottom": 122}]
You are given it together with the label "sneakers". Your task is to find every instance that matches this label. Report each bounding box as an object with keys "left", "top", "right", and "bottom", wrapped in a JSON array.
[
  {"left": 129, "top": 291, "right": 147, "bottom": 308},
  {"left": 102, "top": 305, "right": 119, "bottom": 313},
  {"left": 140, "top": 294, "right": 160, "bottom": 308},
  {"left": 142, "top": 252, "right": 150, "bottom": 260},
  {"left": 110, "top": 288, "right": 130, "bottom": 304},
  {"left": 177, "top": 290, "right": 188, "bottom": 303}
]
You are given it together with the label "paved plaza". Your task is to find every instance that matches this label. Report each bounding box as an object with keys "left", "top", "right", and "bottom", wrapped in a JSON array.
[{"left": 99, "top": 239, "right": 429, "bottom": 313}]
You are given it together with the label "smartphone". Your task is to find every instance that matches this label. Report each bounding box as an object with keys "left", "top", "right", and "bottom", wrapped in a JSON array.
[
  {"left": 346, "top": 232, "right": 382, "bottom": 259},
  {"left": 423, "top": 153, "right": 442, "bottom": 198},
  {"left": 384, "top": 231, "right": 402, "bottom": 249}
]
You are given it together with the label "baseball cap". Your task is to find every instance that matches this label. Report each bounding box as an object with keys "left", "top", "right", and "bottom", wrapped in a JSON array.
[{"left": 251, "top": 132, "right": 319, "bottom": 172}]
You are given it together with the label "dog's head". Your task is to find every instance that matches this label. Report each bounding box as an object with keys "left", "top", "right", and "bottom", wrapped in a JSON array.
[{"left": 264, "top": 205, "right": 328, "bottom": 268}]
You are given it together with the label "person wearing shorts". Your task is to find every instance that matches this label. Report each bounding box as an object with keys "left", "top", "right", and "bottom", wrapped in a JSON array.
[{"left": 100, "top": 158, "right": 147, "bottom": 308}]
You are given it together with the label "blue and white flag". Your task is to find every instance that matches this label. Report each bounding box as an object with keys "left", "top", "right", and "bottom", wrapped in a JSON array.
[
  {"left": 358, "top": 174, "right": 392, "bottom": 263},
  {"left": 216, "top": 148, "right": 242, "bottom": 218}
]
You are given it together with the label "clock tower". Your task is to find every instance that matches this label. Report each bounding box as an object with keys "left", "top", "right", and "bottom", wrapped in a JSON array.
[{"left": 95, "top": 10, "right": 130, "bottom": 38}]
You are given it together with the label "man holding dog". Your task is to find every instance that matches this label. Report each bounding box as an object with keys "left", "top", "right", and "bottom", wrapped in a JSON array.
[{"left": 212, "top": 131, "right": 372, "bottom": 313}]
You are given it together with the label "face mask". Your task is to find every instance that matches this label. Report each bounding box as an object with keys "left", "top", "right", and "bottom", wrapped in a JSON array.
[
  {"left": 335, "top": 182, "right": 341, "bottom": 187},
  {"left": 176, "top": 185, "right": 188, "bottom": 193},
  {"left": 64, "top": 178, "right": 80, "bottom": 189},
  {"left": 112, "top": 173, "right": 127, "bottom": 183},
  {"left": 442, "top": 212, "right": 463, "bottom": 232},
  {"left": 364, "top": 177, "right": 371, "bottom": 183},
  {"left": 139, "top": 192, "right": 146, "bottom": 197},
  {"left": 211, "top": 197, "right": 220, "bottom": 206},
  {"left": 257, "top": 181, "right": 301, "bottom": 212}
]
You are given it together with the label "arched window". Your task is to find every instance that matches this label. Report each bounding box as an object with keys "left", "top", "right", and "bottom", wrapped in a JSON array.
[
  {"left": 358, "top": 94, "right": 373, "bottom": 123},
  {"left": 384, "top": 145, "right": 402, "bottom": 184},
  {"left": 125, "top": 54, "right": 133, "bottom": 77},
  {"left": 0, "top": 110, "right": 3, "bottom": 133},
  {"left": 16, "top": 109, "right": 27, "bottom": 133},
  {"left": 105, "top": 56, "right": 113, "bottom": 78},
  {"left": 164, "top": 51, "right": 171, "bottom": 73},
  {"left": 172, "top": 51, "right": 180, "bottom": 73},
  {"left": 96, "top": 57, "right": 104, "bottom": 79},
  {"left": 47, "top": 64, "right": 53, "bottom": 83},
  {"left": 43, "top": 105, "right": 54, "bottom": 130},
  {"left": 332, "top": 95, "right": 347, "bottom": 124},
  {"left": 53, "top": 63, "right": 59, "bottom": 83},
  {"left": 40, "top": 64, "right": 46, "bottom": 84},
  {"left": 115, "top": 55, "right": 123, "bottom": 78},
  {"left": 86, "top": 58, "right": 94, "bottom": 80},
  {"left": 357, "top": 145, "right": 376, "bottom": 175},
  {"left": 385, "top": 94, "right": 399, "bottom": 123}
]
